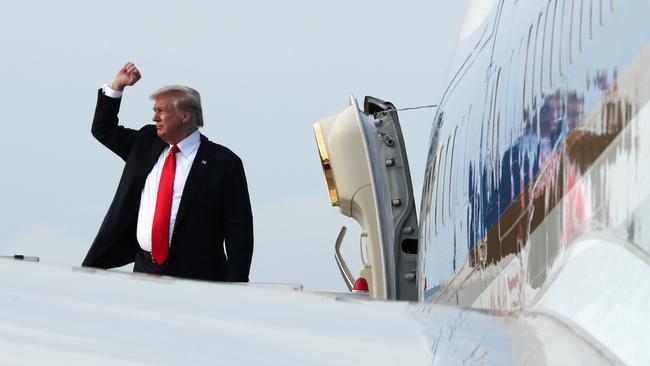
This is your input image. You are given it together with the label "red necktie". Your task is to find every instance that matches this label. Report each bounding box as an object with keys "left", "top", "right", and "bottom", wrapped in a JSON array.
[{"left": 151, "top": 145, "right": 179, "bottom": 265}]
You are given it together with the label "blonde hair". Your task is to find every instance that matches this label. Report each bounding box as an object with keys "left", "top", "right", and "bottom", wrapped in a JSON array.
[{"left": 150, "top": 85, "right": 204, "bottom": 127}]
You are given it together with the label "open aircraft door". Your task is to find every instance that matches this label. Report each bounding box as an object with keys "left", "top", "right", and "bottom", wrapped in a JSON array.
[{"left": 313, "top": 96, "right": 419, "bottom": 300}]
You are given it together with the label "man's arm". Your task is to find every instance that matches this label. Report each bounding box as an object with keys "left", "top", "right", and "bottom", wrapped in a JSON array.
[
  {"left": 223, "top": 157, "right": 254, "bottom": 282},
  {"left": 91, "top": 62, "right": 142, "bottom": 161}
]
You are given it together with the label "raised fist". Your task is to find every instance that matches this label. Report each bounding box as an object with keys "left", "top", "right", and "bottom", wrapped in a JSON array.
[{"left": 111, "top": 62, "right": 141, "bottom": 91}]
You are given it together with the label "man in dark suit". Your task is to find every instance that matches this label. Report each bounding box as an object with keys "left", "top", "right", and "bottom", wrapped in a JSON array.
[{"left": 82, "top": 62, "right": 254, "bottom": 282}]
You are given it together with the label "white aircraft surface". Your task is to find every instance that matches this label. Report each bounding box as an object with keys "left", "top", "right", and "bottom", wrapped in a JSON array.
[
  {"left": 0, "top": 256, "right": 622, "bottom": 365},
  {"left": 2, "top": 0, "right": 649, "bottom": 364}
]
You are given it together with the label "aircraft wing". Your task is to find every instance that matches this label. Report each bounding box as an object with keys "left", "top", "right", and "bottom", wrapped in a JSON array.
[{"left": 0, "top": 259, "right": 612, "bottom": 365}]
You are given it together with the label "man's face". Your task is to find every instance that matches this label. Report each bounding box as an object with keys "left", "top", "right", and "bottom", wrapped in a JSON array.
[{"left": 152, "top": 96, "right": 186, "bottom": 144}]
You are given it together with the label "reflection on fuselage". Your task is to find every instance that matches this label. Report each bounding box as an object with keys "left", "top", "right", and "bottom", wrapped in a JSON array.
[{"left": 420, "top": 0, "right": 650, "bottom": 308}]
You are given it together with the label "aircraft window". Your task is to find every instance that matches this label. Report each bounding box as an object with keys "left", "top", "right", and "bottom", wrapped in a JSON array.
[
  {"left": 503, "top": 49, "right": 515, "bottom": 126},
  {"left": 429, "top": 154, "right": 436, "bottom": 232},
  {"left": 549, "top": 0, "right": 559, "bottom": 88},
  {"left": 599, "top": 0, "right": 604, "bottom": 26},
  {"left": 504, "top": 53, "right": 517, "bottom": 147},
  {"left": 589, "top": 0, "right": 594, "bottom": 39},
  {"left": 441, "top": 136, "right": 452, "bottom": 226},
  {"left": 431, "top": 149, "right": 438, "bottom": 232},
  {"left": 433, "top": 144, "right": 443, "bottom": 233},
  {"left": 492, "top": 68, "right": 502, "bottom": 162},
  {"left": 578, "top": 0, "right": 584, "bottom": 52},
  {"left": 541, "top": 0, "right": 552, "bottom": 95},
  {"left": 532, "top": 13, "right": 542, "bottom": 112},
  {"left": 514, "top": 37, "right": 525, "bottom": 127},
  {"left": 558, "top": 0, "right": 567, "bottom": 81},
  {"left": 424, "top": 149, "right": 438, "bottom": 221},
  {"left": 569, "top": 0, "right": 576, "bottom": 64},
  {"left": 461, "top": 107, "right": 472, "bottom": 197},
  {"left": 523, "top": 24, "right": 533, "bottom": 124},
  {"left": 435, "top": 141, "right": 448, "bottom": 231},
  {"left": 449, "top": 125, "right": 459, "bottom": 217}
]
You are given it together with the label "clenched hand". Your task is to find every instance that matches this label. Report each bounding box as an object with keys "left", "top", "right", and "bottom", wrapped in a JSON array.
[{"left": 111, "top": 62, "right": 141, "bottom": 91}]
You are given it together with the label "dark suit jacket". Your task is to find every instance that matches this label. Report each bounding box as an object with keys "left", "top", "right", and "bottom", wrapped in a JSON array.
[{"left": 82, "top": 90, "right": 254, "bottom": 282}]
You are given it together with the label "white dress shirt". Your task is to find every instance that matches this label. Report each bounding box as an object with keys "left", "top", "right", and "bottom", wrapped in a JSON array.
[
  {"left": 136, "top": 130, "right": 201, "bottom": 251},
  {"left": 102, "top": 85, "right": 201, "bottom": 252}
]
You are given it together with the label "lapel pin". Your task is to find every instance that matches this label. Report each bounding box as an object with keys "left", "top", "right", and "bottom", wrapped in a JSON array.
[{"left": 201, "top": 160, "right": 207, "bottom": 165}]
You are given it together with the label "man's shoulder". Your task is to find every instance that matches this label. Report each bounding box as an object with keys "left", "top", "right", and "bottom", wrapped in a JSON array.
[
  {"left": 130, "top": 125, "right": 158, "bottom": 141},
  {"left": 139, "top": 124, "right": 156, "bottom": 134},
  {"left": 200, "top": 136, "right": 242, "bottom": 163}
]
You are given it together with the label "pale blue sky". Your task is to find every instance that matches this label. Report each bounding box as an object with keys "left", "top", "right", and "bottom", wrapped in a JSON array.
[{"left": 0, "top": 0, "right": 468, "bottom": 291}]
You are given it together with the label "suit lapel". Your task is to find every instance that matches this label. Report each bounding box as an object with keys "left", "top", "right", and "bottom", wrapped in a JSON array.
[
  {"left": 173, "top": 135, "right": 209, "bottom": 233},
  {"left": 136, "top": 137, "right": 167, "bottom": 188}
]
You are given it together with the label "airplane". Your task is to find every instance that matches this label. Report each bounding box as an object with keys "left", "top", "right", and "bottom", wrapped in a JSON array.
[
  {"left": 1, "top": 0, "right": 648, "bottom": 364},
  {"left": 313, "top": 0, "right": 649, "bottom": 363}
]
